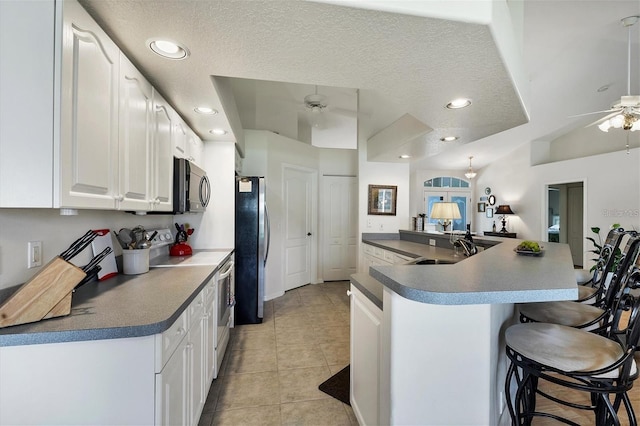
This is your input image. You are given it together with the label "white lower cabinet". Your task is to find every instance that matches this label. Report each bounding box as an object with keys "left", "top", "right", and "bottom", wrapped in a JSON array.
[
  {"left": 156, "top": 335, "right": 189, "bottom": 425},
  {"left": 350, "top": 284, "right": 383, "bottom": 426},
  {"left": 205, "top": 278, "right": 217, "bottom": 383},
  {"left": 0, "top": 282, "right": 219, "bottom": 426},
  {"left": 155, "top": 290, "right": 211, "bottom": 426}
]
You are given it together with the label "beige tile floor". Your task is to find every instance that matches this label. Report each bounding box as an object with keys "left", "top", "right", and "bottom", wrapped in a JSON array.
[{"left": 198, "top": 281, "right": 357, "bottom": 426}]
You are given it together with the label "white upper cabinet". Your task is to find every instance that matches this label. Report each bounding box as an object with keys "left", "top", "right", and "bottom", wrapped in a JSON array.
[
  {"left": 0, "top": 0, "right": 55, "bottom": 207},
  {"left": 59, "top": 0, "right": 120, "bottom": 209},
  {"left": 173, "top": 113, "right": 188, "bottom": 159},
  {"left": 187, "top": 129, "right": 203, "bottom": 166},
  {"left": 0, "top": 0, "right": 202, "bottom": 211},
  {"left": 151, "top": 91, "right": 174, "bottom": 211},
  {"left": 118, "top": 53, "right": 152, "bottom": 211}
]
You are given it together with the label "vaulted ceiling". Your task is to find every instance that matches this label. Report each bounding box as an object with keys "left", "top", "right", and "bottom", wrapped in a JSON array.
[{"left": 79, "top": 0, "right": 639, "bottom": 171}]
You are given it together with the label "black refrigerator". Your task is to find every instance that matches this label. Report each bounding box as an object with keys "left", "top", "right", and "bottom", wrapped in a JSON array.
[{"left": 235, "top": 176, "right": 270, "bottom": 324}]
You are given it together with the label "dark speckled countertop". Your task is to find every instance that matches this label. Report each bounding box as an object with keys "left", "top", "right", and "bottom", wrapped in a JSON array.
[
  {"left": 358, "top": 237, "right": 577, "bottom": 306},
  {"left": 0, "top": 250, "right": 232, "bottom": 347}
]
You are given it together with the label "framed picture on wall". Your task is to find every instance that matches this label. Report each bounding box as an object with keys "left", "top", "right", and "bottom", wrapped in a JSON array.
[
  {"left": 477, "top": 202, "right": 486, "bottom": 213},
  {"left": 486, "top": 207, "right": 494, "bottom": 218},
  {"left": 368, "top": 184, "right": 397, "bottom": 215}
]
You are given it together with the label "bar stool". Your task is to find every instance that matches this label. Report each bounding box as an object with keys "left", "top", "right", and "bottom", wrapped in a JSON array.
[
  {"left": 504, "top": 247, "right": 640, "bottom": 425},
  {"left": 517, "top": 233, "right": 640, "bottom": 333},
  {"left": 576, "top": 228, "right": 627, "bottom": 305}
]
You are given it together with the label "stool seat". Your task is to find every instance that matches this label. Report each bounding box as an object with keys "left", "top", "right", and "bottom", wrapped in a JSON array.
[
  {"left": 518, "top": 300, "right": 604, "bottom": 329},
  {"left": 506, "top": 322, "right": 637, "bottom": 379},
  {"left": 578, "top": 285, "right": 597, "bottom": 303},
  {"left": 575, "top": 268, "right": 592, "bottom": 285}
]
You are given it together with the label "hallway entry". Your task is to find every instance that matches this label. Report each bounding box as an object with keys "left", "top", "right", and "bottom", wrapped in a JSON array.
[{"left": 547, "top": 182, "right": 584, "bottom": 267}]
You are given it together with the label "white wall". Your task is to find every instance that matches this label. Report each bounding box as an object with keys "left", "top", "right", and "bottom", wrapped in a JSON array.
[
  {"left": 186, "top": 141, "right": 236, "bottom": 250},
  {"left": 473, "top": 144, "right": 640, "bottom": 268},
  {"left": 358, "top": 133, "right": 410, "bottom": 234},
  {"left": 242, "top": 130, "right": 357, "bottom": 300},
  {"left": 0, "top": 209, "right": 173, "bottom": 290}
]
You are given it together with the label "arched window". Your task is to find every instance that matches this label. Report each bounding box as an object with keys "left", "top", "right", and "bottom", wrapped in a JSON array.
[{"left": 424, "top": 176, "right": 470, "bottom": 188}]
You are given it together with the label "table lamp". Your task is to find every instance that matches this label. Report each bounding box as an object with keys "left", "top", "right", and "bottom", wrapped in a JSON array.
[
  {"left": 495, "top": 205, "right": 515, "bottom": 233},
  {"left": 430, "top": 202, "right": 462, "bottom": 242}
]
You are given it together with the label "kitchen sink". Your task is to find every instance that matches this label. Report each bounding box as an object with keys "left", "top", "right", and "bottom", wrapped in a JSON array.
[{"left": 403, "top": 257, "right": 457, "bottom": 265}]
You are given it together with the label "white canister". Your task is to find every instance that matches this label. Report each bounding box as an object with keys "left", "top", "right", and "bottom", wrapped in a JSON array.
[{"left": 122, "top": 248, "right": 150, "bottom": 275}]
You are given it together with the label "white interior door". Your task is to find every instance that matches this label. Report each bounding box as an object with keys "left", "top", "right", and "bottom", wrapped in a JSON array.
[
  {"left": 284, "top": 167, "right": 314, "bottom": 291},
  {"left": 322, "top": 176, "right": 357, "bottom": 281}
]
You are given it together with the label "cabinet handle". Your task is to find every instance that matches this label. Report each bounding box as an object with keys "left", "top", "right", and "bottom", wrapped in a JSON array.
[
  {"left": 115, "top": 194, "right": 124, "bottom": 201},
  {"left": 346, "top": 290, "right": 352, "bottom": 297},
  {"left": 176, "top": 327, "right": 185, "bottom": 335}
]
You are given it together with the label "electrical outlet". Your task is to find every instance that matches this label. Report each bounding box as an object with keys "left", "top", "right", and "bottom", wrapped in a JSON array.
[
  {"left": 28, "top": 241, "right": 42, "bottom": 268},
  {"left": 367, "top": 219, "right": 372, "bottom": 228},
  {"left": 379, "top": 223, "right": 384, "bottom": 231},
  {"left": 429, "top": 239, "right": 436, "bottom": 246}
]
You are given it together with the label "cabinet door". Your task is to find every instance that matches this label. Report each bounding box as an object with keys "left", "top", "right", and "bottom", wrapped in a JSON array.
[
  {"left": 0, "top": 0, "right": 55, "bottom": 207},
  {"left": 118, "top": 53, "right": 152, "bottom": 211},
  {"left": 151, "top": 91, "right": 173, "bottom": 211},
  {"left": 156, "top": 338, "right": 189, "bottom": 426},
  {"left": 173, "top": 115, "right": 188, "bottom": 158},
  {"left": 187, "top": 130, "right": 203, "bottom": 165},
  {"left": 206, "top": 296, "right": 216, "bottom": 383},
  {"left": 189, "top": 317, "right": 206, "bottom": 425},
  {"left": 59, "top": 0, "right": 119, "bottom": 209},
  {"left": 350, "top": 285, "right": 382, "bottom": 426}
]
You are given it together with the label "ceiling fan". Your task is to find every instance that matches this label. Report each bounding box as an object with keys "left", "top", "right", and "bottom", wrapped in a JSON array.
[
  {"left": 299, "top": 85, "right": 359, "bottom": 128},
  {"left": 573, "top": 16, "right": 640, "bottom": 134},
  {"left": 303, "top": 86, "right": 328, "bottom": 113}
]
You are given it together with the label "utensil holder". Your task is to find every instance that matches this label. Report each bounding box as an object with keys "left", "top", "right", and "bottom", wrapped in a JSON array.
[
  {"left": 122, "top": 248, "right": 150, "bottom": 275},
  {"left": 0, "top": 257, "right": 86, "bottom": 328}
]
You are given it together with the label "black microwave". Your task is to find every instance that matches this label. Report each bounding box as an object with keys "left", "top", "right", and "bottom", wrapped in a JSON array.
[{"left": 173, "top": 157, "right": 210, "bottom": 213}]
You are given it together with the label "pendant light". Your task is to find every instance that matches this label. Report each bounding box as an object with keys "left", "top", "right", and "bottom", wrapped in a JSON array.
[{"left": 464, "top": 156, "right": 477, "bottom": 179}]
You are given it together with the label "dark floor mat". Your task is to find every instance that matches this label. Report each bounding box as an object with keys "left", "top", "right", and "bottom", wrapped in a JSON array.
[{"left": 318, "top": 365, "right": 350, "bottom": 406}]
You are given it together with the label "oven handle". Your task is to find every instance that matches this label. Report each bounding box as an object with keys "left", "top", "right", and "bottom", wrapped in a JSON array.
[{"left": 218, "top": 260, "right": 234, "bottom": 279}]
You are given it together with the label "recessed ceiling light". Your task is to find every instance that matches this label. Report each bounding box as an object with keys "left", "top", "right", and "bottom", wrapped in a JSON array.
[
  {"left": 209, "top": 129, "right": 227, "bottom": 135},
  {"left": 194, "top": 106, "right": 218, "bottom": 115},
  {"left": 440, "top": 136, "right": 458, "bottom": 142},
  {"left": 445, "top": 98, "right": 472, "bottom": 109},
  {"left": 399, "top": 154, "right": 411, "bottom": 159},
  {"left": 147, "top": 38, "right": 190, "bottom": 60}
]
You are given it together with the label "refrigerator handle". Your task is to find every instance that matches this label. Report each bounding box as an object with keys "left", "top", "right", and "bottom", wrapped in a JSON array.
[{"left": 264, "top": 203, "right": 271, "bottom": 265}]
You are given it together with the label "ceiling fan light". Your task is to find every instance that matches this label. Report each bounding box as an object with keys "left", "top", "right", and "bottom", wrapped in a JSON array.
[
  {"left": 598, "top": 120, "right": 610, "bottom": 132},
  {"left": 631, "top": 119, "right": 640, "bottom": 131},
  {"left": 611, "top": 114, "right": 625, "bottom": 128}
]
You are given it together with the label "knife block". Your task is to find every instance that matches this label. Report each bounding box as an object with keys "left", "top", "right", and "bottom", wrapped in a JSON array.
[{"left": 0, "top": 257, "right": 86, "bottom": 328}]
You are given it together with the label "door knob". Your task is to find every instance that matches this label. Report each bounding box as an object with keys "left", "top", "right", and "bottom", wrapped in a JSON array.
[{"left": 307, "top": 232, "right": 312, "bottom": 236}]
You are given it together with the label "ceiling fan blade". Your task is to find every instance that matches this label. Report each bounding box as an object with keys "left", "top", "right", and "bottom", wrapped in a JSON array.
[
  {"left": 585, "top": 111, "right": 623, "bottom": 127},
  {"left": 569, "top": 108, "right": 621, "bottom": 118}
]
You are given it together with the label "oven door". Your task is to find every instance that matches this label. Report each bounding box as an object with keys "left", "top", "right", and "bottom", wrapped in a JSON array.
[{"left": 216, "top": 259, "right": 234, "bottom": 348}]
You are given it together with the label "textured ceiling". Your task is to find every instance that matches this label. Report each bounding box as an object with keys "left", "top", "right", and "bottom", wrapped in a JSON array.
[
  {"left": 78, "top": 0, "right": 526, "bottom": 163},
  {"left": 78, "top": 0, "right": 639, "bottom": 170}
]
